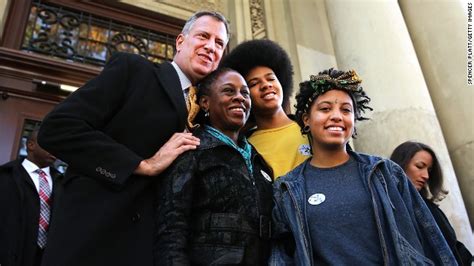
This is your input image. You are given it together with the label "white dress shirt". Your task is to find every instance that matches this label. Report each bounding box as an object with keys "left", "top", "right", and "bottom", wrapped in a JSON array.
[
  {"left": 171, "top": 61, "right": 192, "bottom": 100},
  {"left": 22, "top": 158, "right": 53, "bottom": 192}
]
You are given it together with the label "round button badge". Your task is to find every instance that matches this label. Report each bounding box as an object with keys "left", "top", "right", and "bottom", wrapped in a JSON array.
[
  {"left": 260, "top": 170, "right": 272, "bottom": 182},
  {"left": 308, "top": 193, "right": 326, "bottom": 205}
]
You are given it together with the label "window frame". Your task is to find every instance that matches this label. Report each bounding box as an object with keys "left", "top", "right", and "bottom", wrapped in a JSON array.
[{"left": 0, "top": 0, "right": 184, "bottom": 102}]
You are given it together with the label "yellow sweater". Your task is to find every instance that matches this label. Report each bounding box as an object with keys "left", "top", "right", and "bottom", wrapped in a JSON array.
[{"left": 249, "top": 122, "right": 311, "bottom": 179}]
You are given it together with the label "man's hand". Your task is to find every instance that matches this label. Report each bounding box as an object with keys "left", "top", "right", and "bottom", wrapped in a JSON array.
[{"left": 134, "top": 132, "right": 200, "bottom": 176}]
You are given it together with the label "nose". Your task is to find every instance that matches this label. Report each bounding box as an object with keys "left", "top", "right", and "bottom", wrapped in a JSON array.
[
  {"left": 233, "top": 92, "right": 245, "bottom": 103},
  {"left": 421, "top": 169, "right": 430, "bottom": 180},
  {"left": 204, "top": 39, "right": 216, "bottom": 53},
  {"left": 329, "top": 109, "right": 342, "bottom": 121},
  {"left": 259, "top": 80, "right": 272, "bottom": 91}
]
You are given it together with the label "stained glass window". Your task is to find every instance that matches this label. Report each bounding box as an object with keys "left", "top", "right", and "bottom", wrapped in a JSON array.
[{"left": 22, "top": 0, "right": 176, "bottom": 66}]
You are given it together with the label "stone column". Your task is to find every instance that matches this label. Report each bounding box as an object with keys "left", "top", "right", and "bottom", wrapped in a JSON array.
[
  {"left": 325, "top": 0, "right": 473, "bottom": 250},
  {"left": 0, "top": 0, "right": 10, "bottom": 39},
  {"left": 224, "top": 0, "right": 339, "bottom": 112},
  {"left": 399, "top": 0, "right": 474, "bottom": 236},
  {"left": 262, "top": 0, "right": 339, "bottom": 110}
]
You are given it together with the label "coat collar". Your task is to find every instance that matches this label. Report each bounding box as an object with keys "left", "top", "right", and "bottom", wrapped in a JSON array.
[
  {"left": 153, "top": 61, "right": 187, "bottom": 129},
  {"left": 193, "top": 127, "right": 248, "bottom": 151}
]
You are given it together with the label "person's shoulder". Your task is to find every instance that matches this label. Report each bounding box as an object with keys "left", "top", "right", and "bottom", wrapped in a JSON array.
[
  {"left": 107, "top": 52, "right": 163, "bottom": 69},
  {"left": 349, "top": 150, "right": 385, "bottom": 166},
  {"left": 110, "top": 52, "right": 145, "bottom": 61},
  {"left": 192, "top": 128, "right": 213, "bottom": 150},
  {"left": 274, "top": 160, "right": 307, "bottom": 185},
  {"left": 49, "top": 167, "right": 64, "bottom": 179},
  {"left": 0, "top": 159, "right": 22, "bottom": 174},
  {"left": 351, "top": 152, "right": 407, "bottom": 183}
]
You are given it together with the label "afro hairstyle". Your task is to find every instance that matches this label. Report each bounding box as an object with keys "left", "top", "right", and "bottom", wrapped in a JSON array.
[{"left": 219, "top": 39, "right": 294, "bottom": 110}]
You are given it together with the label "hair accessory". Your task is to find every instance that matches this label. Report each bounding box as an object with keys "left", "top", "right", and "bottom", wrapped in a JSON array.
[
  {"left": 294, "top": 68, "right": 373, "bottom": 139},
  {"left": 307, "top": 70, "right": 362, "bottom": 97}
]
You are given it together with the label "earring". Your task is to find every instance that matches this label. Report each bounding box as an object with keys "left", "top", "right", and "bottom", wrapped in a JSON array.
[
  {"left": 302, "top": 125, "right": 310, "bottom": 133},
  {"left": 204, "top": 109, "right": 209, "bottom": 117},
  {"left": 352, "top": 127, "right": 357, "bottom": 138}
]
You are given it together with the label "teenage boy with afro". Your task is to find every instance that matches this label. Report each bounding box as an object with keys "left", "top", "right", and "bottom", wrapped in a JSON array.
[{"left": 220, "top": 39, "right": 311, "bottom": 179}]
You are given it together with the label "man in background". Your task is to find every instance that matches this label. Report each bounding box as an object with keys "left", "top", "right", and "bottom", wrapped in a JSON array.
[{"left": 0, "top": 127, "right": 61, "bottom": 266}]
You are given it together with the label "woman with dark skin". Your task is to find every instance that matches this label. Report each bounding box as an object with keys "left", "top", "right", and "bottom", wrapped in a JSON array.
[
  {"left": 270, "top": 68, "right": 456, "bottom": 265},
  {"left": 391, "top": 141, "right": 473, "bottom": 265},
  {"left": 154, "top": 68, "right": 273, "bottom": 265}
]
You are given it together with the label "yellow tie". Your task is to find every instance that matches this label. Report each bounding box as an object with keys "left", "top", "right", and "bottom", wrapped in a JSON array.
[{"left": 186, "top": 85, "right": 200, "bottom": 131}]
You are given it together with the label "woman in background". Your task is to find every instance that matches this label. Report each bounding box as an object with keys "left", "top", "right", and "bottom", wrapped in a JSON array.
[{"left": 391, "top": 141, "right": 473, "bottom": 265}]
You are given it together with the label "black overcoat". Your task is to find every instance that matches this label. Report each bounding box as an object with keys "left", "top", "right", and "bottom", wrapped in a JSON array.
[
  {"left": 37, "top": 52, "right": 187, "bottom": 266},
  {"left": 155, "top": 128, "right": 274, "bottom": 265},
  {"left": 423, "top": 198, "right": 473, "bottom": 265},
  {"left": 0, "top": 159, "right": 62, "bottom": 266}
]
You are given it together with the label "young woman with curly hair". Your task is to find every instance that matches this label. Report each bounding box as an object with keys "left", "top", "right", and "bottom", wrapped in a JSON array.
[{"left": 270, "top": 68, "right": 456, "bottom": 265}]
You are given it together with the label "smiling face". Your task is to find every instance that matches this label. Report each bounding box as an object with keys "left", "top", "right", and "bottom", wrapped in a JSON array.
[
  {"left": 303, "top": 89, "right": 354, "bottom": 150},
  {"left": 405, "top": 150, "right": 433, "bottom": 191},
  {"left": 245, "top": 66, "right": 284, "bottom": 116},
  {"left": 200, "top": 70, "right": 251, "bottom": 139},
  {"left": 174, "top": 15, "right": 228, "bottom": 84}
]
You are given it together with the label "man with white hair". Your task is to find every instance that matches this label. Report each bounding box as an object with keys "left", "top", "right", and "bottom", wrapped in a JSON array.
[{"left": 38, "top": 11, "right": 230, "bottom": 266}]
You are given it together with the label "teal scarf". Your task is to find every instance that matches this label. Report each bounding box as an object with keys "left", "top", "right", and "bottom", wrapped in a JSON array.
[{"left": 204, "top": 125, "right": 253, "bottom": 175}]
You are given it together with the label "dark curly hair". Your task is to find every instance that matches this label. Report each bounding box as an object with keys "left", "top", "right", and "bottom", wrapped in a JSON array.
[
  {"left": 294, "top": 68, "right": 373, "bottom": 138},
  {"left": 390, "top": 141, "right": 447, "bottom": 202},
  {"left": 219, "top": 39, "right": 294, "bottom": 111}
]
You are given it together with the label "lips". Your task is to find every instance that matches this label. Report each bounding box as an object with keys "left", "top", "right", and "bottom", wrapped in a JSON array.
[
  {"left": 262, "top": 91, "right": 277, "bottom": 100},
  {"left": 229, "top": 106, "right": 246, "bottom": 112},
  {"left": 228, "top": 104, "right": 247, "bottom": 116},
  {"left": 198, "top": 53, "right": 213, "bottom": 64},
  {"left": 325, "top": 125, "right": 345, "bottom": 132},
  {"left": 416, "top": 180, "right": 426, "bottom": 188}
]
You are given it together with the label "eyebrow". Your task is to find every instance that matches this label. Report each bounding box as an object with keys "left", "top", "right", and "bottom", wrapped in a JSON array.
[
  {"left": 247, "top": 72, "right": 275, "bottom": 81},
  {"left": 194, "top": 30, "right": 225, "bottom": 42},
  {"left": 221, "top": 82, "right": 248, "bottom": 89},
  {"left": 264, "top": 72, "right": 275, "bottom": 77},
  {"left": 317, "top": 100, "right": 352, "bottom": 105}
]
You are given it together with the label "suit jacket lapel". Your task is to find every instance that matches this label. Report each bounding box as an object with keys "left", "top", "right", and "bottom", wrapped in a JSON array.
[
  {"left": 12, "top": 161, "right": 37, "bottom": 200},
  {"left": 154, "top": 62, "right": 187, "bottom": 129},
  {"left": 18, "top": 164, "right": 37, "bottom": 191}
]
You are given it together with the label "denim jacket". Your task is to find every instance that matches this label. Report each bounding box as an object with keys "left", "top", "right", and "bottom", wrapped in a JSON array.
[{"left": 270, "top": 151, "right": 457, "bottom": 266}]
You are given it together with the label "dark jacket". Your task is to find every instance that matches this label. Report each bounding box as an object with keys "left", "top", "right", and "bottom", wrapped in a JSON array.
[
  {"left": 155, "top": 128, "right": 273, "bottom": 265},
  {"left": 0, "top": 159, "right": 62, "bottom": 266},
  {"left": 423, "top": 198, "right": 473, "bottom": 266},
  {"left": 270, "top": 151, "right": 457, "bottom": 265},
  {"left": 38, "top": 53, "right": 188, "bottom": 266}
]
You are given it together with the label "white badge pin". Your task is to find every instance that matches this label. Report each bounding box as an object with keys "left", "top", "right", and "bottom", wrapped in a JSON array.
[
  {"left": 308, "top": 193, "right": 326, "bottom": 205},
  {"left": 260, "top": 170, "right": 272, "bottom": 182},
  {"left": 298, "top": 144, "right": 312, "bottom": 156}
]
